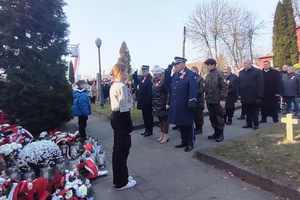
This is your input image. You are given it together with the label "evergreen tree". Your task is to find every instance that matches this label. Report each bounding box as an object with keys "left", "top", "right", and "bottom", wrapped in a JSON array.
[
  {"left": 118, "top": 41, "right": 132, "bottom": 74},
  {"left": 283, "top": 0, "right": 299, "bottom": 64},
  {"left": 273, "top": 0, "right": 299, "bottom": 67},
  {"left": 0, "top": 0, "right": 73, "bottom": 136},
  {"left": 69, "top": 61, "right": 75, "bottom": 84}
]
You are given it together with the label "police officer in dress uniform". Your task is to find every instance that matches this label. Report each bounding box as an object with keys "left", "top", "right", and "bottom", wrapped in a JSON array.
[
  {"left": 169, "top": 57, "right": 198, "bottom": 152},
  {"left": 204, "top": 59, "right": 228, "bottom": 142},
  {"left": 133, "top": 65, "right": 153, "bottom": 136}
]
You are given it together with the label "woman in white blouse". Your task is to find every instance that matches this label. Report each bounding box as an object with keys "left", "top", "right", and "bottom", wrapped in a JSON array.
[{"left": 109, "top": 63, "right": 136, "bottom": 190}]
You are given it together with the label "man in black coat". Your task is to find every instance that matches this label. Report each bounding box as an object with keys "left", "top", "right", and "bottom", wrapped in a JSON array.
[
  {"left": 133, "top": 65, "right": 153, "bottom": 136},
  {"left": 223, "top": 67, "right": 238, "bottom": 125},
  {"left": 238, "top": 59, "right": 264, "bottom": 130},
  {"left": 260, "top": 60, "right": 281, "bottom": 123}
]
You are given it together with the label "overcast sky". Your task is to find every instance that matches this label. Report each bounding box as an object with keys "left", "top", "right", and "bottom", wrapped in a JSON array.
[{"left": 64, "top": 0, "right": 279, "bottom": 79}]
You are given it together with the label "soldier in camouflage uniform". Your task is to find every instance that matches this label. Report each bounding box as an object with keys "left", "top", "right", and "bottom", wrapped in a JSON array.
[
  {"left": 190, "top": 66, "right": 205, "bottom": 134},
  {"left": 204, "top": 59, "right": 227, "bottom": 142}
]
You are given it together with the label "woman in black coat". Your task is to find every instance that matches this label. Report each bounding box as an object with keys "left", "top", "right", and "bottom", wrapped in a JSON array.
[
  {"left": 152, "top": 65, "right": 171, "bottom": 144},
  {"left": 224, "top": 67, "right": 238, "bottom": 125}
]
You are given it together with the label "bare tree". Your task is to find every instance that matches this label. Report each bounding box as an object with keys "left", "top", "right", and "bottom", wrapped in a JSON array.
[
  {"left": 243, "top": 11, "right": 265, "bottom": 62},
  {"left": 187, "top": 0, "right": 264, "bottom": 69},
  {"left": 186, "top": 0, "right": 228, "bottom": 63}
]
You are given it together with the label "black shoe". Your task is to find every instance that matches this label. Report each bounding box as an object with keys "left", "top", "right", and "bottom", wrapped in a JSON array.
[
  {"left": 274, "top": 120, "right": 279, "bottom": 123},
  {"left": 194, "top": 129, "right": 202, "bottom": 135},
  {"left": 140, "top": 132, "right": 147, "bottom": 135},
  {"left": 144, "top": 132, "right": 153, "bottom": 137},
  {"left": 215, "top": 135, "right": 224, "bottom": 142},
  {"left": 259, "top": 120, "right": 266, "bottom": 123},
  {"left": 226, "top": 121, "right": 232, "bottom": 125},
  {"left": 172, "top": 126, "right": 179, "bottom": 130},
  {"left": 175, "top": 142, "right": 187, "bottom": 148},
  {"left": 208, "top": 133, "right": 218, "bottom": 139},
  {"left": 254, "top": 125, "right": 259, "bottom": 130},
  {"left": 242, "top": 124, "right": 252, "bottom": 128},
  {"left": 237, "top": 116, "right": 245, "bottom": 120},
  {"left": 184, "top": 146, "right": 193, "bottom": 152}
]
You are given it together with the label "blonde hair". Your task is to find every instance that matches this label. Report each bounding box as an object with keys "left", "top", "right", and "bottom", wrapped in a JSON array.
[{"left": 110, "top": 63, "right": 128, "bottom": 79}]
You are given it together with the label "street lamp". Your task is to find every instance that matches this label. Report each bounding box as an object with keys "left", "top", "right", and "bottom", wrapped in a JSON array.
[{"left": 95, "top": 37, "right": 104, "bottom": 107}]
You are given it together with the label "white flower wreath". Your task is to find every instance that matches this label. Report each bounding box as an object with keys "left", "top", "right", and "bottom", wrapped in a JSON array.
[
  {"left": 18, "top": 140, "right": 62, "bottom": 166},
  {"left": 0, "top": 143, "right": 22, "bottom": 156}
]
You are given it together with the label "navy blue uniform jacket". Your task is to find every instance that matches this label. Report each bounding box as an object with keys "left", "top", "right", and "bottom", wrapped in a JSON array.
[
  {"left": 169, "top": 67, "right": 198, "bottom": 126},
  {"left": 133, "top": 73, "right": 153, "bottom": 111}
]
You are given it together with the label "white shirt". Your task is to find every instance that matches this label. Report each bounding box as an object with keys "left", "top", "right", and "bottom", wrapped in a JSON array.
[{"left": 110, "top": 80, "right": 133, "bottom": 112}]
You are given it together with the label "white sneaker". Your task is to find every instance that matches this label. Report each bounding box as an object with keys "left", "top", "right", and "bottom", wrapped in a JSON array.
[
  {"left": 115, "top": 179, "right": 136, "bottom": 191},
  {"left": 113, "top": 176, "right": 133, "bottom": 187}
]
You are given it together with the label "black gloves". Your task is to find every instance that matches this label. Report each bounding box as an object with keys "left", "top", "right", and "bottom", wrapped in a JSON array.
[
  {"left": 167, "top": 62, "right": 174, "bottom": 70},
  {"left": 188, "top": 107, "right": 195, "bottom": 112},
  {"left": 133, "top": 70, "right": 138, "bottom": 79}
]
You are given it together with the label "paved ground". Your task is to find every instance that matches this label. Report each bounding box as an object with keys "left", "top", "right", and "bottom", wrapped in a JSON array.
[{"left": 65, "top": 108, "right": 286, "bottom": 200}]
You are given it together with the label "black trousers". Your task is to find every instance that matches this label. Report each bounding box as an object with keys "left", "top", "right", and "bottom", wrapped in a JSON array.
[
  {"left": 261, "top": 106, "right": 278, "bottom": 123},
  {"left": 110, "top": 111, "right": 132, "bottom": 188},
  {"left": 194, "top": 103, "right": 204, "bottom": 130},
  {"left": 244, "top": 103, "right": 259, "bottom": 126},
  {"left": 142, "top": 109, "right": 153, "bottom": 133},
  {"left": 225, "top": 108, "right": 234, "bottom": 122},
  {"left": 78, "top": 116, "right": 88, "bottom": 139},
  {"left": 179, "top": 125, "right": 195, "bottom": 146},
  {"left": 207, "top": 103, "right": 225, "bottom": 135}
]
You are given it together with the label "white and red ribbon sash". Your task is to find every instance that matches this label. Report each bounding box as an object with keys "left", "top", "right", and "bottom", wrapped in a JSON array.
[
  {"left": 180, "top": 72, "right": 186, "bottom": 79},
  {"left": 142, "top": 77, "right": 146, "bottom": 83}
]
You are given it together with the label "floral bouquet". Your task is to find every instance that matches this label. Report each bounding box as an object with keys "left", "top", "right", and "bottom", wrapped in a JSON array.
[
  {"left": 17, "top": 140, "right": 62, "bottom": 173},
  {"left": 0, "top": 143, "right": 22, "bottom": 157}
]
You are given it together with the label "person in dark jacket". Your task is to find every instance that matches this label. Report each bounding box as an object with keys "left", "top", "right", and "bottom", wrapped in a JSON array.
[
  {"left": 223, "top": 66, "right": 238, "bottom": 125},
  {"left": 282, "top": 65, "right": 300, "bottom": 116},
  {"left": 204, "top": 59, "right": 228, "bottom": 142},
  {"left": 152, "top": 65, "right": 171, "bottom": 144},
  {"left": 238, "top": 59, "right": 264, "bottom": 130},
  {"left": 260, "top": 60, "right": 281, "bottom": 123},
  {"left": 190, "top": 66, "right": 205, "bottom": 134},
  {"left": 72, "top": 80, "right": 92, "bottom": 141},
  {"left": 169, "top": 57, "right": 198, "bottom": 152},
  {"left": 133, "top": 65, "right": 153, "bottom": 137}
]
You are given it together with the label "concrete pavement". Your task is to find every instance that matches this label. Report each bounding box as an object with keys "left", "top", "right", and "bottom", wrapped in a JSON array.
[{"left": 65, "top": 108, "right": 285, "bottom": 200}]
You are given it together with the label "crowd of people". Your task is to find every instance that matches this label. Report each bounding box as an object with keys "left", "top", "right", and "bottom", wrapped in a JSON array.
[{"left": 70, "top": 57, "right": 300, "bottom": 191}]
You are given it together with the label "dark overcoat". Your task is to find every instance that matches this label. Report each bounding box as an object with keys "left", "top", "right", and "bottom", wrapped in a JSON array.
[
  {"left": 282, "top": 72, "right": 300, "bottom": 97},
  {"left": 169, "top": 67, "right": 198, "bottom": 126},
  {"left": 238, "top": 66, "right": 264, "bottom": 104},
  {"left": 262, "top": 69, "right": 281, "bottom": 108},
  {"left": 133, "top": 73, "right": 152, "bottom": 110},
  {"left": 225, "top": 73, "right": 238, "bottom": 109},
  {"left": 152, "top": 78, "right": 171, "bottom": 117}
]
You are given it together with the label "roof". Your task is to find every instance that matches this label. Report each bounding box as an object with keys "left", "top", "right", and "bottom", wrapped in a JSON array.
[{"left": 186, "top": 62, "right": 203, "bottom": 72}]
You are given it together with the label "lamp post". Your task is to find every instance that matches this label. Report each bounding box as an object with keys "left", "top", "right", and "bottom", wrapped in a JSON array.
[{"left": 95, "top": 38, "right": 104, "bottom": 107}]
